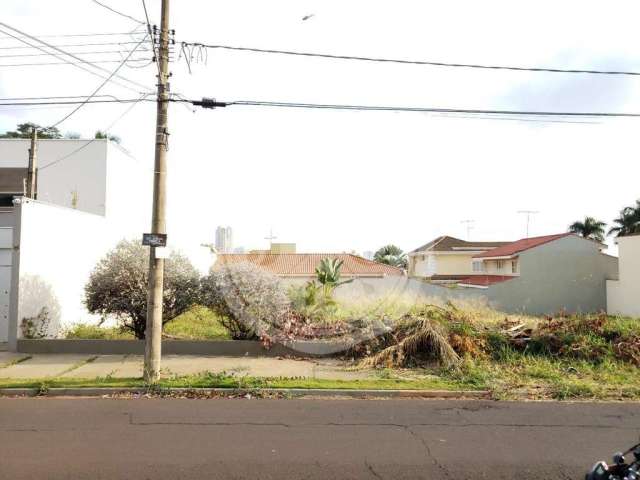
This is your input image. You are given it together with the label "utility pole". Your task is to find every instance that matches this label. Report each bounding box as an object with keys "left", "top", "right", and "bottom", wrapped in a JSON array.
[
  {"left": 517, "top": 210, "right": 539, "bottom": 238},
  {"left": 26, "top": 127, "right": 38, "bottom": 199},
  {"left": 144, "top": 0, "right": 170, "bottom": 383}
]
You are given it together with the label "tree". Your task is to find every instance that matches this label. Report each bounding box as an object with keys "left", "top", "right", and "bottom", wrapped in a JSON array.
[
  {"left": 608, "top": 201, "right": 640, "bottom": 238},
  {"left": 568, "top": 216, "right": 607, "bottom": 242},
  {"left": 95, "top": 130, "right": 121, "bottom": 144},
  {"left": 374, "top": 245, "right": 408, "bottom": 269},
  {"left": 84, "top": 240, "right": 200, "bottom": 339},
  {"left": 0, "top": 122, "right": 62, "bottom": 139}
]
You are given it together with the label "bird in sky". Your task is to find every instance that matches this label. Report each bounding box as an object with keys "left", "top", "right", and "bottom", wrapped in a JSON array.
[{"left": 302, "top": 14, "right": 315, "bottom": 21}]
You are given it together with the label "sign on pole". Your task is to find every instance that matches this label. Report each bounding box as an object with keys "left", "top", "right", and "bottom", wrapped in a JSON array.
[{"left": 142, "top": 233, "right": 167, "bottom": 247}]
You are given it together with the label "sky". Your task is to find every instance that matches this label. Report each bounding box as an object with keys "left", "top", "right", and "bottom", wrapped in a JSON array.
[{"left": 1, "top": 0, "right": 639, "bottom": 260}]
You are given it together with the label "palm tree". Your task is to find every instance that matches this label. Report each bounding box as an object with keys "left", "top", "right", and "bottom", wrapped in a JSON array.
[
  {"left": 373, "top": 245, "right": 407, "bottom": 269},
  {"left": 568, "top": 216, "right": 607, "bottom": 242},
  {"left": 608, "top": 204, "right": 640, "bottom": 237}
]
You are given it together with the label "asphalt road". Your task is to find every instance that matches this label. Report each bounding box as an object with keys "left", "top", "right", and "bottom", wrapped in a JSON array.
[{"left": 1, "top": 398, "right": 640, "bottom": 479}]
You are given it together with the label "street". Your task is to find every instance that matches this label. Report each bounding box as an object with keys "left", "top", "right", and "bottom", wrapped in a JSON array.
[{"left": 1, "top": 398, "right": 639, "bottom": 479}]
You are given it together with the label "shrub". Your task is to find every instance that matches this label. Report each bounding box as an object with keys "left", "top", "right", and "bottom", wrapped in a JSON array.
[
  {"left": 200, "top": 263, "right": 289, "bottom": 340},
  {"left": 84, "top": 240, "right": 200, "bottom": 339},
  {"left": 20, "top": 306, "right": 51, "bottom": 339}
]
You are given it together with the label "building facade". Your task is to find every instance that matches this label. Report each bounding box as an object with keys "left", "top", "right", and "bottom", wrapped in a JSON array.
[
  {"left": 607, "top": 234, "right": 640, "bottom": 317},
  {"left": 215, "top": 226, "right": 233, "bottom": 253},
  {"left": 0, "top": 139, "right": 151, "bottom": 347}
]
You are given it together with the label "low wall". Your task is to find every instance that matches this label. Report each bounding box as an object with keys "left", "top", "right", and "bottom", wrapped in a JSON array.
[{"left": 16, "top": 339, "right": 351, "bottom": 357}]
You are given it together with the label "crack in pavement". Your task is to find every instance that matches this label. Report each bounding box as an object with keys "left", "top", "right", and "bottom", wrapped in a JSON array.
[
  {"left": 406, "top": 425, "right": 451, "bottom": 479},
  {"left": 365, "top": 460, "right": 383, "bottom": 480},
  {"left": 125, "top": 413, "right": 640, "bottom": 430}
]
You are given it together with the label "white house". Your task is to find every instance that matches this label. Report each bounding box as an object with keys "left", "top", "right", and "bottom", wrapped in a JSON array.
[
  {"left": 607, "top": 233, "right": 640, "bottom": 317},
  {"left": 0, "top": 139, "right": 151, "bottom": 347}
]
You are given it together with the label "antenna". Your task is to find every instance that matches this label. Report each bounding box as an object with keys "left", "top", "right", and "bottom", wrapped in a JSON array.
[
  {"left": 517, "top": 210, "right": 539, "bottom": 238},
  {"left": 461, "top": 219, "right": 475, "bottom": 240},
  {"left": 264, "top": 227, "right": 277, "bottom": 248}
]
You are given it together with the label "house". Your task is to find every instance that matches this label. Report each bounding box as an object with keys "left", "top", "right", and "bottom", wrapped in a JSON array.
[
  {"left": 408, "top": 236, "right": 510, "bottom": 282},
  {"left": 213, "top": 252, "right": 403, "bottom": 282},
  {"left": 607, "top": 233, "right": 640, "bottom": 317},
  {"left": 0, "top": 139, "right": 151, "bottom": 348},
  {"left": 458, "top": 233, "right": 618, "bottom": 314}
]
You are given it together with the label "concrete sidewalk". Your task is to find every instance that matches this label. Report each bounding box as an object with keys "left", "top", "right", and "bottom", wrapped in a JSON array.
[{"left": 0, "top": 352, "right": 373, "bottom": 380}]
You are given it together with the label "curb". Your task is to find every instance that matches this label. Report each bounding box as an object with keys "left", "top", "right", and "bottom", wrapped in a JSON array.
[{"left": 0, "top": 387, "right": 491, "bottom": 399}]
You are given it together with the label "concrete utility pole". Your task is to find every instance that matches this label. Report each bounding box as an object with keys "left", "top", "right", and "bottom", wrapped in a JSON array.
[
  {"left": 144, "top": 0, "right": 170, "bottom": 383},
  {"left": 26, "top": 127, "right": 38, "bottom": 199},
  {"left": 461, "top": 219, "right": 474, "bottom": 240}
]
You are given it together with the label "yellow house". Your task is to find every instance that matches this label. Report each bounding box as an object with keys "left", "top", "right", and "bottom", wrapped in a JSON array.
[{"left": 408, "top": 236, "right": 509, "bottom": 282}]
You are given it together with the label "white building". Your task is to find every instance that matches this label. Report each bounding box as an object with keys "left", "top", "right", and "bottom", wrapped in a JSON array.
[
  {"left": 215, "top": 225, "right": 233, "bottom": 253},
  {"left": 607, "top": 233, "right": 640, "bottom": 317},
  {"left": 0, "top": 139, "right": 151, "bottom": 347}
]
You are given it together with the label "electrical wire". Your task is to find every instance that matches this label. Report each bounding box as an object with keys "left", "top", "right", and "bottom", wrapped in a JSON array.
[
  {"left": 0, "top": 58, "right": 154, "bottom": 67},
  {"left": 0, "top": 98, "right": 153, "bottom": 106},
  {"left": 0, "top": 31, "right": 148, "bottom": 40},
  {"left": 0, "top": 49, "right": 154, "bottom": 58},
  {"left": 0, "top": 94, "right": 127, "bottom": 101},
  {"left": 0, "top": 40, "right": 147, "bottom": 50},
  {"left": 141, "top": 0, "right": 161, "bottom": 76},
  {"left": 184, "top": 42, "right": 640, "bottom": 77},
  {"left": 47, "top": 34, "right": 150, "bottom": 129},
  {"left": 39, "top": 93, "right": 151, "bottom": 171},
  {"left": 196, "top": 99, "right": 640, "bottom": 118},
  {"left": 0, "top": 22, "right": 153, "bottom": 93},
  {"left": 90, "top": 0, "right": 145, "bottom": 25}
]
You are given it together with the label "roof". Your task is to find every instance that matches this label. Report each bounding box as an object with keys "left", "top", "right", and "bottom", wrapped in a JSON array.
[
  {"left": 410, "top": 236, "right": 510, "bottom": 254},
  {"left": 213, "top": 253, "right": 404, "bottom": 277},
  {"left": 458, "top": 275, "right": 516, "bottom": 287},
  {"left": 474, "top": 233, "right": 572, "bottom": 259},
  {"left": 0, "top": 167, "right": 26, "bottom": 194}
]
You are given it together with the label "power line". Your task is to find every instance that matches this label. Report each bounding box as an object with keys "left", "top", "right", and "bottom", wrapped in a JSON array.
[
  {"left": 90, "top": 0, "right": 145, "bottom": 25},
  {"left": 48, "top": 34, "right": 150, "bottom": 129},
  {"left": 39, "top": 93, "right": 151, "bottom": 171},
  {"left": 183, "top": 42, "right": 640, "bottom": 77},
  {"left": 0, "top": 98, "right": 153, "bottom": 106},
  {"left": 0, "top": 31, "right": 147, "bottom": 40},
  {"left": 0, "top": 94, "right": 127, "bottom": 101},
  {"left": 0, "top": 49, "right": 154, "bottom": 58},
  {"left": 0, "top": 58, "right": 153, "bottom": 67},
  {"left": 0, "top": 40, "right": 147, "bottom": 50},
  {"left": 0, "top": 22, "right": 153, "bottom": 93},
  {"left": 186, "top": 98, "right": 640, "bottom": 118}
]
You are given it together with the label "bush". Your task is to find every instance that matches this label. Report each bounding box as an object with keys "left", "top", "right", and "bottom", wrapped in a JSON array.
[
  {"left": 200, "top": 263, "right": 289, "bottom": 340},
  {"left": 84, "top": 240, "right": 201, "bottom": 339}
]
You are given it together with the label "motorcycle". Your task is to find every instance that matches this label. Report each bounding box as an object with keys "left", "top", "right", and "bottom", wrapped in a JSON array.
[{"left": 587, "top": 442, "right": 640, "bottom": 480}]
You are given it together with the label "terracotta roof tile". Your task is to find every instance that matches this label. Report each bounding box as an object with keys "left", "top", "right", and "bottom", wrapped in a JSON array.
[
  {"left": 474, "top": 233, "right": 573, "bottom": 259},
  {"left": 213, "top": 253, "right": 404, "bottom": 277}
]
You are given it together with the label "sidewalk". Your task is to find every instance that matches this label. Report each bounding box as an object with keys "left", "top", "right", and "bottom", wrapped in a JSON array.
[{"left": 0, "top": 352, "right": 373, "bottom": 381}]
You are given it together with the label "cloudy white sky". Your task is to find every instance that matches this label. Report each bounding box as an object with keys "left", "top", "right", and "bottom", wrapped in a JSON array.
[{"left": 2, "top": 0, "right": 639, "bottom": 258}]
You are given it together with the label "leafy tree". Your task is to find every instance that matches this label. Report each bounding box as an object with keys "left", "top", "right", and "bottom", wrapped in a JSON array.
[
  {"left": 314, "top": 257, "right": 353, "bottom": 297},
  {"left": 95, "top": 130, "right": 121, "bottom": 143},
  {"left": 374, "top": 244, "right": 407, "bottom": 269},
  {"left": 84, "top": 240, "right": 200, "bottom": 339},
  {"left": 568, "top": 216, "right": 607, "bottom": 242},
  {"left": 608, "top": 201, "right": 640, "bottom": 237},
  {"left": 0, "top": 122, "right": 62, "bottom": 139}
]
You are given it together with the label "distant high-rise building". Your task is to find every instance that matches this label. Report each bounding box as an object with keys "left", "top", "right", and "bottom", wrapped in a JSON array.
[{"left": 215, "top": 226, "right": 233, "bottom": 253}]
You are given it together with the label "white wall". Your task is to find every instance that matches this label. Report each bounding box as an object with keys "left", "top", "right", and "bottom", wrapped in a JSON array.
[
  {"left": 607, "top": 235, "right": 640, "bottom": 317},
  {"left": 0, "top": 139, "right": 108, "bottom": 216}
]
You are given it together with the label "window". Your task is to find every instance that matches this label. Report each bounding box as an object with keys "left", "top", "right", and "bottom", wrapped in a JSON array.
[
  {"left": 511, "top": 260, "right": 518, "bottom": 274},
  {"left": 496, "top": 260, "right": 504, "bottom": 270},
  {"left": 472, "top": 261, "right": 484, "bottom": 272}
]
